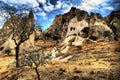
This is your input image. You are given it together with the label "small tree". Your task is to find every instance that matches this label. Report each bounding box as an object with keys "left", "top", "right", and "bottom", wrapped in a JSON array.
[{"left": 20, "top": 47, "right": 47, "bottom": 80}]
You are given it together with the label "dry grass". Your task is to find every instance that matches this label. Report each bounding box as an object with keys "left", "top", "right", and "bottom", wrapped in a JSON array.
[{"left": 0, "top": 40, "right": 120, "bottom": 80}]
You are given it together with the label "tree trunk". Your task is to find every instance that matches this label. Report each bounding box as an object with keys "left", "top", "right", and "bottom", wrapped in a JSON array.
[
  {"left": 35, "top": 67, "right": 40, "bottom": 80},
  {"left": 15, "top": 46, "right": 19, "bottom": 68}
]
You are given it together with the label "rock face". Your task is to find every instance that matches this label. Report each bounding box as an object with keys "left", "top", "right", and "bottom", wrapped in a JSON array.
[
  {"left": 35, "top": 27, "right": 43, "bottom": 40},
  {"left": 43, "top": 7, "right": 89, "bottom": 40},
  {"left": 43, "top": 7, "right": 115, "bottom": 41},
  {"left": 89, "top": 13, "right": 114, "bottom": 41},
  {"left": 105, "top": 10, "right": 120, "bottom": 40},
  {"left": 0, "top": 11, "right": 34, "bottom": 54},
  {"left": 62, "top": 36, "right": 85, "bottom": 46},
  {"left": 66, "top": 17, "right": 88, "bottom": 37}
]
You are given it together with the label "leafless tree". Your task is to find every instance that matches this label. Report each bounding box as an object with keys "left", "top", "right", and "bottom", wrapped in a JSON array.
[
  {"left": 12, "top": 11, "right": 34, "bottom": 68},
  {"left": 2, "top": 6, "right": 34, "bottom": 68},
  {"left": 20, "top": 47, "right": 47, "bottom": 80}
]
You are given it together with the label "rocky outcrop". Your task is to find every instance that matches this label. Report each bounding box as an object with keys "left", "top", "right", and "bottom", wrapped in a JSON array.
[
  {"left": 0, "top": 11, "right": 34, "bottom": 54},
  {"left": 43, "top": 7, "right": 89, "bottom": 40},
  {"left": 89, "top": 13, "right": 114, "bottom": 41},
  {"left": 42, "top": 9, "right": 120, "bottom": 56},
  {"left": 105, "top": 10, "right": 120, "bottom": 24},
  {"left": 105, "top": 10, "right": 120, "bottom": 40},
  {"left": 35, "top": 27, "right": 43, "bottom": 40},
  {"left": 66, "top": 17, "right": 89, "bottom": 37},
  {"left": 43, "top": 14, "right": 65, "bottom": 40},
  {"left": 43, "top": 7, "right": 115, "bottom": 41}
]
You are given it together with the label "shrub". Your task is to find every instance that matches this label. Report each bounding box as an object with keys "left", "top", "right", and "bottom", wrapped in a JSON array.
[
  {"left": 89, "top": 36, "right": 98, "bottom": 40},
  {"left": 45, "top": 33, "right": 51, "bottom": 37},
  {"left": 53, "top": 36, "right": 60, "bottom": 40},
  {"left": 103, "top": 31, "right": 111, "bottom": 37},
  {"left": 4, "top": 48, "right": 11, "bottom": 55}
]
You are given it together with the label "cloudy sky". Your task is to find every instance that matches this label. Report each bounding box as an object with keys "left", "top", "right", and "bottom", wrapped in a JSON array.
[{"left": 0, "top": 0, "right": 120, "bottom": 30}]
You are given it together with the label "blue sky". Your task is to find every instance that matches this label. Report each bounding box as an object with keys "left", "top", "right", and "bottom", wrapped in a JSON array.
[{"left": 0, "top": 0, "right": 120, "bottom": 30}]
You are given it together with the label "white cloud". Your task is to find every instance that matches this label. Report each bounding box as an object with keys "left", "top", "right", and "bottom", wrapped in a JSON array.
[
  {"left": 27, "top": 0, "right": 39, "bottom": 8},
  {"left": 0, "top": 17, "right": 5, "bottom": 28},
  {"left": 49, "top": 19, "right": 54, "bottom": 21},
  {"left": 55, "top": 1, "right": 62, "bottom": 9},
  {"left": 79, "top": 0, "right": 105, "bottom": 11},
  {"left": 43, "top": 4, "right": 54, "bottom": 12},
  {"left": 62, "top": 3, "right": 74, "bottom": 13},
  {"left": 38, "top": 0, "right": 46, "bottom": 4},
  {"left": 0, "top": 11, "right": 9, "bottom": 28},
  {"left": 43, "top": 16, "right": 47, "bottom": 20},
  {"left": 97, "top": 0, "right": 115, "bottom": 11},
  {"left": 2, "top": 0, "right": 39, "bottom": 8},
  {"left": 89, "top": 0, "right": 117, "bottom": 16},
  {"left": 103, "top": 6, "right": 114, "bottom": 10},
  {"left": 1, "top": 0, "right": 17, "bottom": 4},
  {"left": 36, "top": 11, "right": 46, "bottom": 16},
  {"left": 0, "top": 17, "right": 4, "bottom": 28}
]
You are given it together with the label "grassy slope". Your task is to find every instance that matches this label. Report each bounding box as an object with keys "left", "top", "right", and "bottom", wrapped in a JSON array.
[{"left": 0, "top": 40, "right": 120, "bottom": 80}]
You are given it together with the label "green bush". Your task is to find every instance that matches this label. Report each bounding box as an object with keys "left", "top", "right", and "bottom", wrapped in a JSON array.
[
  {"left": 5, "top": 48, "right": 11, "bottom": 55},
  {"left": 103, "top": 31, "right": 111, "bottom": 37}
]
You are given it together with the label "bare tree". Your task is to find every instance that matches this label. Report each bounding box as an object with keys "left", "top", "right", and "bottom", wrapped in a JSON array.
[
  {"left": 2, "top": 6, "right": 34, "bottom": 68},
  {"left": 20, "top": 47, "right": 47, "bottom": 80},
  {"left": 12, "top": 11, "right": 34, "bottom": 68}
]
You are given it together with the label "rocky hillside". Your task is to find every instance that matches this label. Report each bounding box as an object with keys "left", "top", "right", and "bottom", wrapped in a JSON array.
[
  {"left": 43, "top": 7, "right": 120, "bottom": 41},
  {"left": 0, "top": 7, "right": 120, "bottom": 80}
]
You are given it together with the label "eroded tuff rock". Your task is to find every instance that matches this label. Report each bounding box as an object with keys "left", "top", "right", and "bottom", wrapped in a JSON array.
[
  {"left": 105, "top": 10, "right": 120, "bottom": 40},
  {"left": 43, "top": 7, "right": 115, "bottom": 41},
  {"left": 89, "top": 13, "right": 114, "bottom": 41},
  {"left": 43, "top": 7, "right": 89, "bottom": 40},
  {"left": 66, "top": 16, "right": 89, "bottom": 37},
  {"left": 35, "top": 27, "right": 43, "bottom": 40},
  {"left": 0, "top": 11, "right": 34, "bottom": 54}
]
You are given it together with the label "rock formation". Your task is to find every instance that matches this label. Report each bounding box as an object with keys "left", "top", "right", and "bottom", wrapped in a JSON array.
[
  {"left": 35, "top": 27, "right": 43, "bottom": 40},
  {"left": 43, "top": 7, "right": 116, "bottom": 42},
  {"left": 89, "top": 13, "right": 114, "bottom": 41},
  {"left": 43, "top": 7, "right": 89, "bottom": 40},
  {"left": 105, "top": 10, "right": 120, "bottom": 40},
  {"left": 0, "top": 11, "right": 34, "bottom": 54},
  {"left": 66, "top": 16, "right": 88, "bottom": 37}
]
